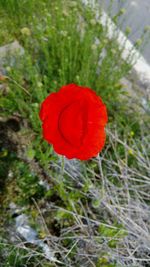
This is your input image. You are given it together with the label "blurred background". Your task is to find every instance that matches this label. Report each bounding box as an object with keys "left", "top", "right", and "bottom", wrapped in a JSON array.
[{"left": 102, "top": 0, "right": 150, "bottom": 63}]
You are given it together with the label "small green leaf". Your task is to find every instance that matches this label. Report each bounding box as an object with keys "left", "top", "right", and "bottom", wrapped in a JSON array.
[{"left": 26, "top": 147, "right": 35, "bottom": 160}]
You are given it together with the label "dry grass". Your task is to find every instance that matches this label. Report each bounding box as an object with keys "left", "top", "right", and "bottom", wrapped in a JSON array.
[{"left": 34, "top": 126, "right": 150, "bottom": 267}]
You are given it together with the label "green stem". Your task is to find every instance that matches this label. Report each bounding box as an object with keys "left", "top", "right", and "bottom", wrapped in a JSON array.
[{"left": 61, "top": 155, "right": 65, "bottom": 175}]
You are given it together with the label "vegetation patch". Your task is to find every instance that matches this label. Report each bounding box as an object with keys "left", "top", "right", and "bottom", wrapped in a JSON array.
[{"left": 0, "top": 0, "right": 149, "bottom": 266}]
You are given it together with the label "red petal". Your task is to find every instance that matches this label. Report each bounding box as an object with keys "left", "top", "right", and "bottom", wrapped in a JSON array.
[
  {"left": 58, "top": 100, "right": 87, "bottom": 148},
  {"left": 40, "top": 93, "right": 62, "bottom": 143}
]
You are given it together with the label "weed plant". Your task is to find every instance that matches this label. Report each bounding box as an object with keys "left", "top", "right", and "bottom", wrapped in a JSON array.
[{"left": 0, "top": 0, "right": 150, "bottom": 266}]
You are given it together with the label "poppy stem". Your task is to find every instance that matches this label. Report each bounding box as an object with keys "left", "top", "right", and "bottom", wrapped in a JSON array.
[
  {"left": 7, "top": 76, "right": 31, "bottom": 96},
  {"left": 61, "top": 155, "right": 65, "bottom": 175}
]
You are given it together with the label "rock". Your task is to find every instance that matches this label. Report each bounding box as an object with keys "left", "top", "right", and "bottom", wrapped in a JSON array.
[
  {"left": 0, "top": 40, "right": 24, "bottom": 67},
  {"left": 15, "top": 213, "right": 59, "bottom": 262},
  {"left": 16, "top": 214, "right": 37, "bottom": 243}
]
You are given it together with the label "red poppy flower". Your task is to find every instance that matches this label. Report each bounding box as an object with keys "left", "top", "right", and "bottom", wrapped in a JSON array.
[{"left": 39, "top": 84, "right": 108, "bottom": 160}]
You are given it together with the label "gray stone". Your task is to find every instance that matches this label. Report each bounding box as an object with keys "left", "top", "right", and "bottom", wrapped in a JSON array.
[
  {"left": 0, "top": 40, "right": 24, "bottom": 67},
  {"left": 15, "top": 213, "right": 58, "bottom": 262}
]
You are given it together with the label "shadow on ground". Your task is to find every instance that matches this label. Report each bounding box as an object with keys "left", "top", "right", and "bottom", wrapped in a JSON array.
[{"left": 0, "top": 117, "right": 20, "bottom": 197}]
